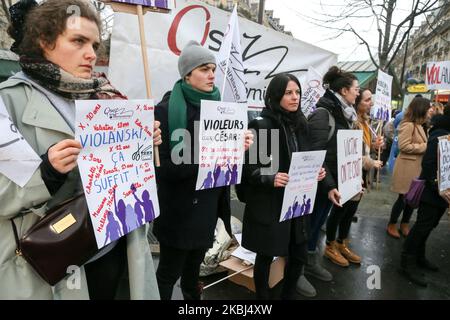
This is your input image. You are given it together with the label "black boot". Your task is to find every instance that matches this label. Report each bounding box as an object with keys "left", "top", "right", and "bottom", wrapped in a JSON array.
[
  {"left": 399, "top": 253, "right": 427, "bottom": 287},
  {"left": 417, "top": 257, "right": 439, "bottom": 272},
  {"left": 181, "top": 281, "right": 203, "bottom": 300}
]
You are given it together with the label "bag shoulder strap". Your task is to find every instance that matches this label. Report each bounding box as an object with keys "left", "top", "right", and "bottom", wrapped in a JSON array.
[{"left": 10, "top": 219, "right": 22, "bottom": 256}]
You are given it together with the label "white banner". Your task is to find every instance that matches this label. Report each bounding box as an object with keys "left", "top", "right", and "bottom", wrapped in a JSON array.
[
  {"left": 300, "top": 66, "right": 325, "bottom": 118},
  {"left": 195, "top": 100, "right": 247, "bottom": 190},
  {"left": 426, "top": 61, "right": 450, "bottom": 91},
  {"left": 215, "top": 5, "right": 247, "bottom": 103},
  {"left": 337, "top": 130, "right": 363, "bottom": 205},
  {"left": 280, "top": 150, "right": 326, "bottom": 222},
  {"left": 0, "top": 97, "right": 41, "bottom": 187},
  {"left": 371, "top": 70, "right": 393, "bottom": 122},
  {"left": 438, "top": 136, "right": 450, "bottom": 192},
  {"left": 109, "top": 0, "right": 337, "bottom": 106},
  {"left": 75, "top": 99, "right": 159, "bottom": 249}
]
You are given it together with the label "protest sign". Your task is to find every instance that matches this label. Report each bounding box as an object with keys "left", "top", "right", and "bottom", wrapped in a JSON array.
[
  {"left": 300, "top": 67, "right": 325, "bottom": 118},
  {"left": 438, "top": 135, "right": 450, "bottom": 192},
  {"left": 75, "top": 99, "right": 159, "bottom": 249},
  {"left": 337, "top": 130, "right": 363, "bottom": 205},
  {"left": 372, "top": 69, "right": 393, "bottom": 121},
  {"left": 195, "top": 100, "right": 247, "bottom": 190},
  {"left": 280, "top": 150, "right": 326, "bottom": 222},
  {"left": 0, "top": 97, "right": 41, "bottom": 187},
  {"left": 426, "top": 61, "right": 450, "bottom": 90},
  {"left": 111, "top": 0, "right": 171, "bottom": 9}
]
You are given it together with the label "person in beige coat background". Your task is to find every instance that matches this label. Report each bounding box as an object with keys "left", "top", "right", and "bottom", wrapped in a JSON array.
[
  {"left": 388, "top": 97, "right": 431, "bottom": 239},
  {"left": 0, "top": 0, "right": 161, "bottom": 299}
]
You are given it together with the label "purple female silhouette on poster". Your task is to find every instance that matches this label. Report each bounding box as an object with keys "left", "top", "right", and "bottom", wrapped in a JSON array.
[{"left": 103, "top": 211, "right": 123, "bottom": 246}]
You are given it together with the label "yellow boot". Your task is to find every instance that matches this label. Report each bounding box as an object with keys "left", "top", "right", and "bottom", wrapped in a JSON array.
[
  {"left": 324, "top": 241, "right": 349, "bottom": 267},
  {"left": 337, "top": 239, "right": 361, "bottom": 264}
]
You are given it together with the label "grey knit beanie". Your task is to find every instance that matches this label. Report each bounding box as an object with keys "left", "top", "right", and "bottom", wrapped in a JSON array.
[{"left": 178, "top": 40, "right": 216, "bottom": 78}]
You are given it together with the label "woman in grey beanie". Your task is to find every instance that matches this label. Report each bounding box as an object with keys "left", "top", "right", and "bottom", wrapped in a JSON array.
[{"left": 154, "top": 40, "right": 253, "bottom": 300}]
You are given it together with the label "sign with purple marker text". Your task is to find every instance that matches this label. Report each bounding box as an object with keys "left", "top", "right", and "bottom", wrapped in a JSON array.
[
  {"left": 371, "top": 70, "right": 393, "bottom": 121},
  {"left": 280, "top": 150, "right": 326, "bottom": 222},
  {"left": 195, "top": 100, "right": 247, "bottom": 190},
  {"left": 75, "top": 99, "right": 159, "bottom": 249}
]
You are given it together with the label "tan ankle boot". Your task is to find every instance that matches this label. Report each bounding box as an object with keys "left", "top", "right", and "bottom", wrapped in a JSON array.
[
  {"left": 337, "top": 239, "right": 361, "bottom": 264},
  {"left": 400, "top": 223, "right": 410, "bottom": 237},
  {"left": 325, "top": 241, "right": 349, "bottom": 267},
  {"left": 387, "top": 223, "right": 400, "bottom": 239}
]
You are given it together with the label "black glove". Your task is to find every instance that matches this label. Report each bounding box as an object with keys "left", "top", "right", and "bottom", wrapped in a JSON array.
[{"left": 40, "top": 150, "right": 68, "bottom": 195}]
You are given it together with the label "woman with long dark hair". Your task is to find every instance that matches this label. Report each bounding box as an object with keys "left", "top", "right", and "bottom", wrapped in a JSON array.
[{"left": 240, "top": 73, "right": 325, "bottom": 299}]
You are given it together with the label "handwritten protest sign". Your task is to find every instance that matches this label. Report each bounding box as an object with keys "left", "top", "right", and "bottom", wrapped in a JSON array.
[
  {"left": 280, "top": 150, "right": 326, "bottom": 222},
  {"left": 372, "top": 70, "right": 393, "bottom": 121},
  {"left": 426, "top": 61, "right": 450, "bottom": 90},
  {"left": 75, "top": 99, "right": 159, "bottom": 249},
  {"left": 337, "top": 130, "right": 363, "bottom": 205},
  {"left": 301, "top": 67, "right": 325, "bottom": 118},
  {"left": 195, "top": 101, "right": 247, "bottom": 190},
  {"left": 438, "top": 136, "right": 450, "bottom": 192},
  {"left": 0, "top": 97, "right": 41, "bottom": 187},
  {"left": 111, "top": 0, "right": 171, "bottom": 9}
]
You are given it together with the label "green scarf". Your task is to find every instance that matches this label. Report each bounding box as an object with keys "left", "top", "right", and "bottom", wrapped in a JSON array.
[{"left": 168, "top": 79, "right": 221, "bottom": 150}]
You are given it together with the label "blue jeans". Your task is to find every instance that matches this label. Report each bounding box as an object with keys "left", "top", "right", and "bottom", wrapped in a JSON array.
[{"left": 308, "top": 190, "right": 332, "bottom": 251}]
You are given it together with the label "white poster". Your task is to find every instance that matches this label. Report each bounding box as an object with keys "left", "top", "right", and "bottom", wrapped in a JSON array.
[
  {"left": 438, "top": 136, "right": 450, "bottom": 192},
  {"left": 0, "top": 97, "right": 41, "bottom": 187},
  {"left": 371, "top": 70, "right": 393, "bottom": 121},
  {"left": 75, "top": 99, "right": 159, "bottom": 249},
  {"left": 109, "top": 0, "right": 337, "bottom": 106},
  {"left": 300, "top": 66, "right": 325, "bottom": 118},
  {"left": 337, "top": 130, "right": 363, "bottom": 205},
  {"left": 280, "top": 150, "right": 326, "bottom": 222},
  {"left": 426, "top": 61, "right": 450, "bottom": 90},
  {"left": 215, "top": 5, "right": 247, "bottom": 103},
  {"left": 195, "top": 100, "right": 247, "bottom": 190}
]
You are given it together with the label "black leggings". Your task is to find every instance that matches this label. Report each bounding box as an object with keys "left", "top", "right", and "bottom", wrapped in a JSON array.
[
  {"left": 254, "top": 239, "right": 307, "bottom": 300},
  {"left": 156, "top": 244, "right": 207, "bottom": 300},
  {"left": 403, "top": 201, "right": 446, "bottom": 258},
  {"left": 85, "top": 237, "right": 127, "bottom": 300},
  {"left": 326, "top": 200, "right": 360, "bottom": 242},
  {"left": 389, "top": 194, "right": 414, "bottom": 224}
]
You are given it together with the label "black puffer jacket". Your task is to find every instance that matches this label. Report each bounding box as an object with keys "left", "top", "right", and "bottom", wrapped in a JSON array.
[
  {"left": 240, "top": 107, "right": 311, "bottom": 256},
  {"left": 154, "top": 91, "right": 231, "bottom": 250},
  {"left": 420, "top": 114, "right": 450, "bottom": 208},
  {"left": 308, "top": 89, "right": 353, "bottom": 192}
]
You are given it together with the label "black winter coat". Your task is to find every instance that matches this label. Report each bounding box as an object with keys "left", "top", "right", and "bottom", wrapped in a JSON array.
[
  {"left": 240, "top": 108, "right": 310, "bottom": 257},
  {"left": 154, "top": 91, "right": 231, "bottom": 250},
  {"left": 308, "top": 89, "right": 353, "bottom": 193},
  {"left": 420, "top": 114, "right": 450, "bottom": 208}
]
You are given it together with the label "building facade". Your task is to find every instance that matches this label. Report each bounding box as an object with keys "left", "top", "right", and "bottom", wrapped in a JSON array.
[{"left": 392, "top": 0, "right": 450, "bottom": 85}]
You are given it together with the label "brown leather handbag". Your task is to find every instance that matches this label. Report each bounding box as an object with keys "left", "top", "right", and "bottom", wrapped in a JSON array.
[{"left": 10, "top": 193, "right": 99, "bottom": 286}]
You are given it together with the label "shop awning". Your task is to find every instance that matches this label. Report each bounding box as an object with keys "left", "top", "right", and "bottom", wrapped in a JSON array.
[{"left": 353, "top": 71, "right": 377, "bottom": 87}]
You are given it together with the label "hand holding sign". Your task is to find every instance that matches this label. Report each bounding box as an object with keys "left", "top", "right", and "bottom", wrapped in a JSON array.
[
  {"left": 328, "top": 188, "right": 342, "bottom": 207},
  {"left": 244, "top": 130, "right": 254, "bottom": 151},
  {"left": 48, "top": 139, "right": 82, "bottom": 174},
  {"left": 274, "top": 172, "right": 289, "bottom": 188}
]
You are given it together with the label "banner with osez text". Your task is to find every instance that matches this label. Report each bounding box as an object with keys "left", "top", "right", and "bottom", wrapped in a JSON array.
[{"left": 109, "top": 0, "right": 337, "bottom": 107}]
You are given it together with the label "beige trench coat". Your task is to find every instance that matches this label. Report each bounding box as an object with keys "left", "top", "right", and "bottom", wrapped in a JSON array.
[
  {"left": 0, "top": 77, "right": 159, "bottom": 300},
  {"left": 391, "top": 121, "right": 427, "bottom": 194}
]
